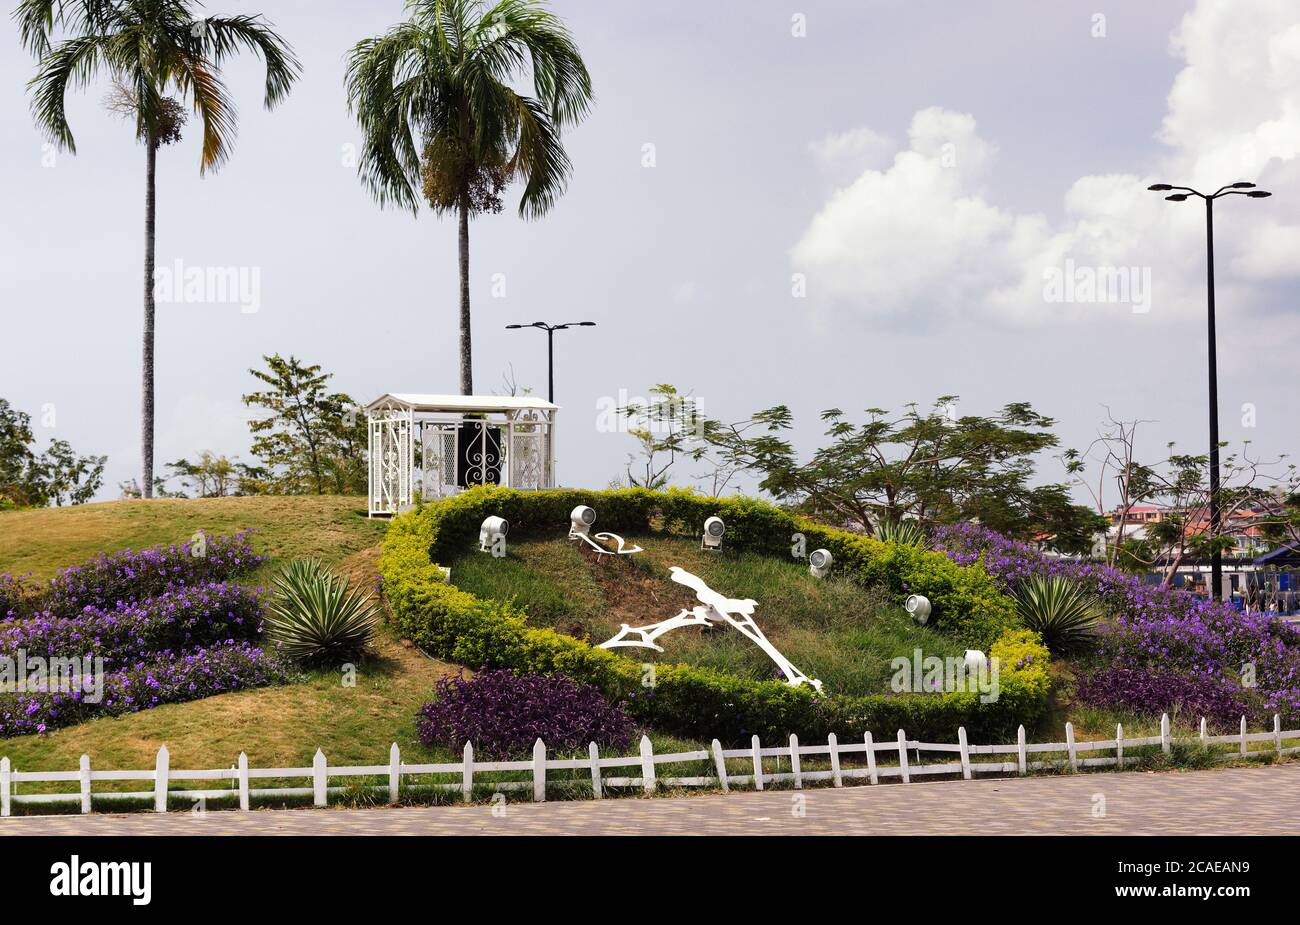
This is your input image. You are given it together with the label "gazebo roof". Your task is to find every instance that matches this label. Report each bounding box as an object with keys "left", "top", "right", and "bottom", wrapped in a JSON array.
[{"left": 365, "top": 393, "right": 559, "bottom": 414}]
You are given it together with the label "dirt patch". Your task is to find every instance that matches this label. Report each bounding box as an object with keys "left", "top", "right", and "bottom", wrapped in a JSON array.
[{"left": 574, "top": 540, "right": 701, "bottom": 634}]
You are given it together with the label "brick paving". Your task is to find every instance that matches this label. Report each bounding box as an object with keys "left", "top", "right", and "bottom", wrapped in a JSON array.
[{"left": 2, "top": 762, "right": 1299, "bottom": 835}]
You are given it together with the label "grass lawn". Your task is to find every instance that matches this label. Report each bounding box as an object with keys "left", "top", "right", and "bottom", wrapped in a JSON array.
[
  {"left": 446, "top": 530, "right": 966, "bottom": 695},
  {"left": 0, "top": 495, "right": 387, "bottom": 582}
]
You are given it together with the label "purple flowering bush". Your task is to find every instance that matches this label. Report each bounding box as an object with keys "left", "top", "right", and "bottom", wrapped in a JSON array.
[
  {"left": 416, "top": 670, "right": 636, "bottom": 759},
  {"left": 40, "top": 530, "right": 265, "bottom": 616},
  {"left": 933, "top": 522, "right": 1300, "bottom": 722},
  {"left": 1075, "top": 669, "right": 1248, "bottom": 728},
  {"left": 0, "top": 641, "right": 292, "bottom": 737},
  {"left": 0, "top": 530, "right": 296, "bottom": 737},
  {"left": 0, "top": 572, "right": 33, "bottom": 621},
  {"left": 0, "top": 582, "right": 264, "bottom": 671}
]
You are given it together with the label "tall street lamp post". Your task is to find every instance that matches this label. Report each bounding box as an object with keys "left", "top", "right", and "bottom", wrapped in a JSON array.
[
  {"left": 1147, "top": 181, "right": 1272, "bottom": 601},
  {"left": 504, "top": 321, "right": 597, "bottom": 403}
]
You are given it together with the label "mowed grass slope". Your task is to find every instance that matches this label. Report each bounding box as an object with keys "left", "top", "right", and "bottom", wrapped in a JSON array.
[
  {"left": 0, "top": 496, "right": 456, "bottom": 782},
  {"left": 0, "top": 495, "right": 387, "bottom": 581},
  {"left": 447, "top": 531, "right": 966, "bottom": 694}
]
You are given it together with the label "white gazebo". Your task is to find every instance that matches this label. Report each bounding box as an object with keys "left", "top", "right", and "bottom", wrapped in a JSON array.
[{"left": 365, "top": 393, "right": 559, "bottom": 516}]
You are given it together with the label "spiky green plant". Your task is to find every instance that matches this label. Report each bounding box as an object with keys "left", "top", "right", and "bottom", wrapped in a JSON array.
[
  {"left": 1012, "top": 575, "right": 1099, "bottom": 652},
  {"left": 874, "top": 518, "right": 929, "bottom": 548},
  {"left": 268, "top": 559, "right": 379, "bottom": 663}
]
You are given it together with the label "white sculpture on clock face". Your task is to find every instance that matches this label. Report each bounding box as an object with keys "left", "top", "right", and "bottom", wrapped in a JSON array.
[{"left": 597, "top": 566, "right": 822, "bottom": 692}]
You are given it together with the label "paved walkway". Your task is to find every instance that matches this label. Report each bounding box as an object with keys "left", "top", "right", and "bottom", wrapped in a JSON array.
[{"left": 3, "top": 763, "right": 1299, "bottom": 835}]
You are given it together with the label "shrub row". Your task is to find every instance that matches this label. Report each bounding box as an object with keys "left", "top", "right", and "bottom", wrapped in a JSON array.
[{"left": 380, "top": 487, "right": 1050, "bottom": 743}]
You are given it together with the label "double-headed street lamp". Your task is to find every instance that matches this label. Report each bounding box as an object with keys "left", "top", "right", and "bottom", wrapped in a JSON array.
[
  {"left": 504, "top": 321, "right": 597, "bottom": 403},
  {"left": 1147, "top": 180, "right": 1272, "bottom": 601}
]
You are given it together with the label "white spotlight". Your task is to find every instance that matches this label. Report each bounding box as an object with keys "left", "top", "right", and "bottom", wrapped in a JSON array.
[
  {"left": 905, "top": 594, "right": 931, "bottom": 624},
  {"left": 963, "top": 649, "right": 987, "bottom": 673},
  {"left": 569, "top": 505, "right": 597, "bottom": 538},
  {"left": 809, "top": 548, "right": 832, "bottom": 578},
  {"left": 479, "top": 516, "right": 509, "bottom": 553},
  {"left": 701, "top": 516, "right": 726, "bottom": 550}
]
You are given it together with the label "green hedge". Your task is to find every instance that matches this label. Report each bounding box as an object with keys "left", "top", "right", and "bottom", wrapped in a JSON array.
[{"left": 380, "top": 487, "right": 1050, "bottom": 743}]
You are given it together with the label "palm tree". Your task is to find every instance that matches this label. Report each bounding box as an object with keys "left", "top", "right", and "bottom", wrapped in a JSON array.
[
  {"left": 345, "top": 0, "right": 592, "bottom": 395},
  {"left": 17, "top": 0, "right": 299, "bottom": 498}
]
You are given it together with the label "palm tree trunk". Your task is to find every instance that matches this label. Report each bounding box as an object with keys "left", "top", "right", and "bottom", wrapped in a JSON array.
[
  {"left": 141, "top": 133, "right": 157, "bottom": 498},
  {"left": 457, "top": 199, "right": 473, "bottom": 395}
]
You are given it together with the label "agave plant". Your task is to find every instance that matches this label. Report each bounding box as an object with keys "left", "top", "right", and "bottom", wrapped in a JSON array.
[
  {"left": 875, "top": 518, "right": 929, "bottom": 548},
  {"left": 1012, "top": 575, "right": 1100, "bottom": 652},
  {"left": 268, "top": 560, "right": 379, "bottom": 663}
]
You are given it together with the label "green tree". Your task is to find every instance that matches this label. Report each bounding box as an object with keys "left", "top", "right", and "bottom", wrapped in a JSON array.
[
  {"left": 700, "top": 396, "right": 1104, "bottom": 547},
  {"left": 165, "top": 451, "right": 264, "bottom": 497},
  {"left": 19, "top": 0, "right": 299, "bottom": 497},
  {"left": 0, "top": 399, "right": 105, "bottom": 506},
  {"left": 345, "top": 0, "right": 593, "bottom": 395},
  {"left": 242, "top": 355, "right": 366, "bottom": 495}
]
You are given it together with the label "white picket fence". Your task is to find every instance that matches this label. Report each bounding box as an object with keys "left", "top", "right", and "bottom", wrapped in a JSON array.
[{"left": 3, "top": 713, "right": 1298, "bottom": 817}]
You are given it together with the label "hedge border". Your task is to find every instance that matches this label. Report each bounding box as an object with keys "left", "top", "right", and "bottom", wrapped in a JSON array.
[{"left": 379, "top": 487, "right": 1050, "bottom": 743}]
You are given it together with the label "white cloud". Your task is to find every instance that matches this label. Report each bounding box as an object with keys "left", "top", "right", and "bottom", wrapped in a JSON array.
[
  {"left": 792, "top": 0, "right": 1300, "bottom": 326},
  {"left": 807, "top": 126, "right": 895, "bottom": 177}
]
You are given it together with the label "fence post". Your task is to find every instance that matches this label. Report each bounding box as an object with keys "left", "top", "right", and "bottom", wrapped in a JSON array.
[
  {"left": 639, "top": 735, "right": 656, "bottom": 794},
  {"left": 751, "top": 735, "right": 764, "bottom": 791},
  {"left": 1200, "top": 717, "right": 1207, "bottom": 744},
  {"left": 1116, "top": 723, "right": 1124, "bottom": 770},
  {"left": 589, "top": 742, "right": 603, "bottom": 799},
  {"left": 897, "top": 729, "right": 910, "bottom": 784},
  {"left": 789, "top": 734, "right": 802, "bottom": 790},
  {"left": 462, "top": 742, "right": 474, "bottom": 803},
  {"left": 1160, "top": 713, "right": 1171, "bottom": 755},
  {"left": 78, "top": 754, "right": 91, "bottom": 814},
  {"left": 532, "top": 739, "right": 547, "bottom": 802},
  {"left": 313, "top": 749, "right": 327, "bottom": 807},
  {"left": 1240, "top": 715, "right": 1248, "bottom": 758},
  {"left": 711, "top": 739, "right": 729, "bottom": 792},
  {"left": 827, "top": 733, "right": 842, "bottom": 788},
  {"left": 1065, "top": 723, "right": 1078, "bottom": 773},
  {"left": 0, "top": 757, "right": 9, "bottom": 818},
  {"left": 1275, "top": 714, "right": 1283, "bottom": 757},
  {"left": 1016, "top": 725, "right": 1027, "bottom": 776},
  {"left": 237, "top": 752, "right": 249, "bottom": 812},
  {"left": 154, "top": 746, "right": 169, "bottom": 813},
  {"left": 957, "top": 727, "right": 972, "bottom": 780},
  {"left": 388, "top": 742, "right": 401, "bottom": 804}
]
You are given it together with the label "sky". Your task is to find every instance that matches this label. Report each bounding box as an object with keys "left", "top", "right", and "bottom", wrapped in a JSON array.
[{"left": 2, "top": 0, "right": 1298, "bottom": 506}]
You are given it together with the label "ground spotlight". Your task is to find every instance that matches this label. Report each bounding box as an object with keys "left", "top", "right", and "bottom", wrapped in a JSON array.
[
  {"left": 906, "top": 594, "right": 931, "bottom": 624},
  {"left": 809, "top": 548, "right": 832, "bottom": 578},
  {"left": 479, "top": 516, "right": 509, "bottom": 554},
  {"left": 570, "top": 505, "right": 596, "bottom": 538},
  {"left": 701, "top": 516, "right": 725, "bottom": 550}
]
